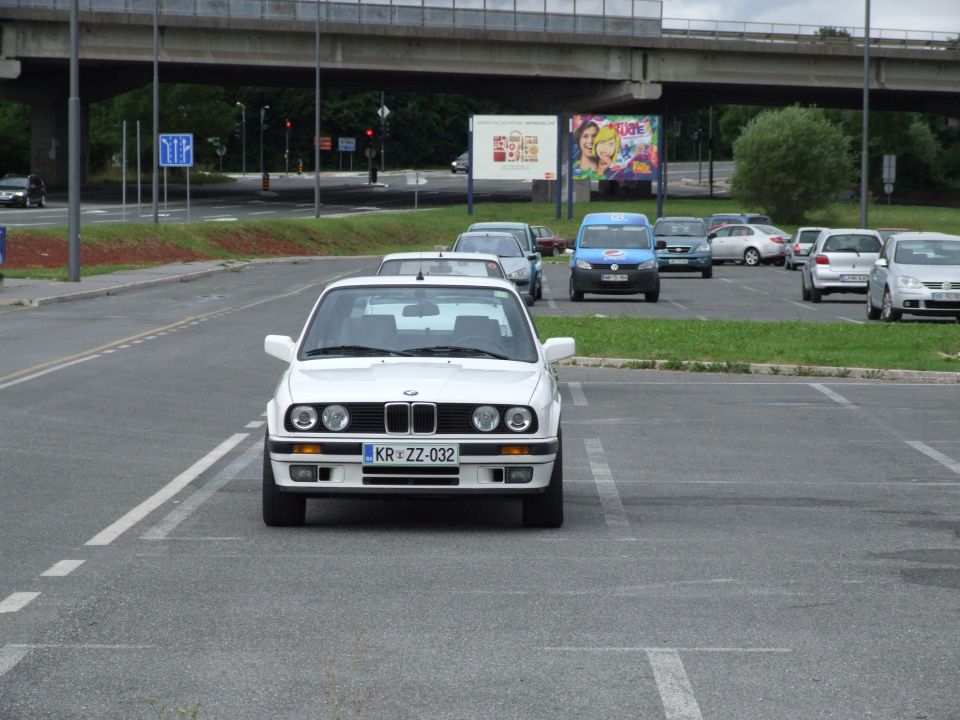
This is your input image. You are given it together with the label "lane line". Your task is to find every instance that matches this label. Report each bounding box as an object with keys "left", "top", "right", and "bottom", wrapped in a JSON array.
[
  {"left": 40, "top": 559, "right": 85, "bottom": 577},
  {"left": 244, "top": 420, "right": 265, "bottom": 429},
  {"left": 839, "top": 316, "right": 865, "bottom": 325},
  {"left": 740, "top": 285, "right": 764, "bottom": 294},
  {"left": 542, "top": 646, "right": 792, "bottom": 653},
  {"left": 541, "top": 276, "right": 558, "bottom": 310},
  {"left": 905, "top": 441, "right": 960, "bottom": 475},
  {"left": 786, "top": 300, "right": 818, "bottom": 311},
  {"left": 0, "top": 645, "right": 32, "bottom": 677},
  {"left": 647, "top": 649, "right": 704, "bottom": 720},
  {"left": 142, "top": 438, "right": 262, "bottom": 540},
  {"left": 0, "top": 592, "right": 40, "bottom": 613},
  {"left": 0, "top": 355, "right": 100, "bottom": 391},
  {"left": 85, "top": 433, "right": 248, "bottom": 546},
  {"left": 809, "top": 383, "right": 858, "bottom": 409},
  {"left": 567, "top": 382, "right": 588, "bottom": 406},
  {"left": 584, "top": 438, "right": 631, "bottom": 533}
]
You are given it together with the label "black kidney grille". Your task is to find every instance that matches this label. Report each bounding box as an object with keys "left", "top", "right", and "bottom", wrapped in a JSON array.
[
  {"left": 287, "top": 403, "right": 536, "bottom": 434},
  {"left": 412, "top": 403, "right": 437, "bottom": 434},
  {"left": 385, "top": 403, "right": 410, "bottom": 434}
]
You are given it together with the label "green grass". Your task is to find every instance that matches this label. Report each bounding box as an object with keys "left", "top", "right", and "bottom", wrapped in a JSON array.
[{"left": 534, "top": 317, "right": 960, "bottom": 373}]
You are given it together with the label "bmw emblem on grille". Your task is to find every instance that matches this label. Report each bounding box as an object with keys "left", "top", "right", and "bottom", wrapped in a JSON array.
[
  {"left": 610, "top": 263, "right": 619, "bottom": 271},
  {"left": 403, "top": 390, "right": 418, "bottom": 396}
]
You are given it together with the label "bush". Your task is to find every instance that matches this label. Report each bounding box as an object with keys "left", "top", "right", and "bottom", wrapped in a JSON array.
[{"left": 730, "top": 106, "right": 852, "bottom": 224}]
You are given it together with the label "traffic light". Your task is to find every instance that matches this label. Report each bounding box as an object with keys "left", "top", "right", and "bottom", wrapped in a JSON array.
[
  {"left": 233, "top": 122, "right": 242, "bottom": 139},
  {"left": 285, "top": 119, "right": 292, "bottom": 130},
  {"left": 381, "top": 122, "right": 391, "bottom": 141}
]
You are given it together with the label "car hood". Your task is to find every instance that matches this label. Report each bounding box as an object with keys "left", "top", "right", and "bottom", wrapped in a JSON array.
[
  {"left": 498, "top": 256, "right": 529, "bottom": 274},
  {"left": 576, "top": 248, "right": 654, "bottom": 263},
  {"left": 892, "top": 264, "right": 960, "bottom": 281},
  {"left": 286, "top": 359, "right": 542, "bottom": 405}
]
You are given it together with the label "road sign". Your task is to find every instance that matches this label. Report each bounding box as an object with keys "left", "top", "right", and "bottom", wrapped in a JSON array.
[
  {"left": 365, "top": 146, "right": 378, "bottom": 159},
  {"left": 882, "top": 154, "right": 896, "bottom": 183},
  {"left": 338, "top": 137, "right": 356, "bottom": 152},
  {"left": 320, "top": 137, "right": 332, "bottom": 151},
  {"left": 377, "top": 105, "right": 391, "bottom": 120},
  {"left": 159, "top": 133, "right": 194, "bottom": 167},
  {"left": 884, "top": 183, "right": 894, "bottom": 195}
]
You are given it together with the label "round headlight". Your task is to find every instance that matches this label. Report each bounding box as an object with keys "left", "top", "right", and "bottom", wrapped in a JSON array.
[
  {"left": 471, "top": 405, "right": 500, "bottom": 432},
  {"left": 321, "top": 404, "right": 350, "bottom": 432},
  {"left": 504, "top": 407, "right": 533, "bottom": 432},
  {"left": 290, "top": 405, "right": 319, "bottom": 431}
]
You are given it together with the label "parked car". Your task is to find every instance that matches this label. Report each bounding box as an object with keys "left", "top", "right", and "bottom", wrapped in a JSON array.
[
  {"left": 801, "top": 228, "right": 883, "bottom": 303},
  {"left": 704, "top": 212, "right": 772, "bottom": 232},
  {"left": 568, "top": 212, "right": 664, "bottom": 302},
  {"left": 261, "top": 274, "right": 575, "bottom": 528},
  {"left": 452, "top": 231, "right": 537, "bottom": 304},
  {"left": 451, "top": 152, "right": 469, "bottom": 174},
  {"left": 707, "top": 223, "right": 789, "bottom": 266},
  {"left": 653, "top": 216, "right": 713, "bottom": 279},
  {"left": 876, "top": 227, "right": 911, "bottom": 242},
  {"left": 866, "top": 232, "right": 960, "bottom": 322},
  {"left": 531, "top": 225, "right": 566, "bottom": 256},
  {"left": 467, "top": 221, "right": 542, "bottom": 300},
  {"left": 785, "top": 226, "right": 828, "bottom": 270},
  {"left": 377, "top": 251, "right": 505, "bottom": 280},
  {"left": 0, "top": 174, "right": 46, "bottom": 208}
]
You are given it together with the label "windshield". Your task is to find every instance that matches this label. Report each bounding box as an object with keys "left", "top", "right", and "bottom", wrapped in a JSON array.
[
  {"left": 822, "top": 234, "right": 881, "bottom": 253},
  {"left": 378, "top": 259, "right": 504, "bottom": 278},
  {"left": 455, "top": 236, "right": 522, "bottom": 258},
  {"left": 798, "top": 230, "right": 822, "bottom": 244},
  {"left": 580, "top": 225, "right": 651, "bottom": 250},
  {"left": 474, "top": 226, "right": 528, "bottom": 249},
  {"left": 0, "top": 177, "right": 27, "bottom": 189},
  {"left": 299, "top": 285, "right": 538, "bottom": 362},
  {"left": 894, "top": 240, "right": 960, "bottom": 266},
  {"left": 654, "top": 220, "right": 705, "bottom": 237}
]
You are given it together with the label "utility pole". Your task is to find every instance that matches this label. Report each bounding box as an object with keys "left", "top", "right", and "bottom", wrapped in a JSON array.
[{"left": 236, "top": 101, "right": 246, "bottom": 176}]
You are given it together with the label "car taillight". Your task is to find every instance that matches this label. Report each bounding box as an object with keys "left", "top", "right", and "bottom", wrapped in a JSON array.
[
  {"left": 793, "top": 243, "right": 802, "bottom": 253},
  {"left": 770, "top": 236, "right": 785, "bottom": 244},
  {"left": 814, "top": 254, "right": 829, "bottom": 265}
]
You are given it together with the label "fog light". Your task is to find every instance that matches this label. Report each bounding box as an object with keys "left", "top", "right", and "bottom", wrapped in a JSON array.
[
  {"left": 292, "top": 444, "right": 324, "bottom": 454},
  {"left": 289, "top": 465, "right": 317, "bottom": 482},
  {"left": 903, "top": 300, "right": 918, "bottom": 308},
  {"left": 505, "top": 466, "right": 534, "bottom": 484},
  {"left": 500, "top": 445, "right": 531, "bottom": 455}
]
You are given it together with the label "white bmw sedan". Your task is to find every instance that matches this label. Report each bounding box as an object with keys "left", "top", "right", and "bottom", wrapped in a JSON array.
[{"left": 262, "top": 275, "right": 575, "bottom": 528}]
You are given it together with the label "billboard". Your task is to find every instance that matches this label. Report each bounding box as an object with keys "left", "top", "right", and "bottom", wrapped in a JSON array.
[
  {"left": 472, "top": 115, "right": 559, "bottom": 181},
  {"left": 571, "top": 115, "right": 660, "bottom": 181}
]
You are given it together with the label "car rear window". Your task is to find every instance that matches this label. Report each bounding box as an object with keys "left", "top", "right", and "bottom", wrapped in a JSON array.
[
  {"left": 379, "top": 259, "right": 503, "bottom": 278},
  {"left": 798, "top": 230, "right": 822, "bottom": 243},
  {"left": 654, "top": 221, "right": 705, "bottom": 236},
  {"left": 822, "top": 234, "right": 881, "bottom": 253}
]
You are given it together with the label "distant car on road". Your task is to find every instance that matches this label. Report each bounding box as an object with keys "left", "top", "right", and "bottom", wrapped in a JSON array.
[
  {"left": 452, "top": 231, "right": 536, "bottom": 304},
  {"left": 0, "top": 174, "right": 46, "bottom": 208},
  {"left": 866, "top": 232, "right": 960, "bottom": 322},
  {"left": 467, "top": 221, "right": 542, "bottom": 301},
  {"left": 801, "top": 228, "right": 883, "bottom": 303},
  {"left": 708, "top": 223, "right": 789, "bottom": 266},
  {"left": 785, "top": 226, "right": 828, "bottom": 270},
  {"left": 653, "top": 216, "right": 713, "bottom": 279},
  {"left": 704, "top": 212, "right": 772, "bottom": 232},
  {"left": 451, "top": 152, "right": 469, "bottom": 174},
  {"left": 376, "top": 252, "right": 506, "bottom": 280},
  {"left": 531, "top": 225, "right": 566, "bottom": 256}
]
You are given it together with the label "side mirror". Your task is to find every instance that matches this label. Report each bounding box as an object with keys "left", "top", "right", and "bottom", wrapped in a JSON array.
[
  {"left": 874, "top": 258, "right": 888, "bottom": 268},
  {"left": 707, "top": 232, "right": 717, "bottom": 240},
  {"left": 542, "top": 337, "right": 576, "bottom": 363},
  {"left": 565, "top": 238, "right": 576, "bottom": 250},
  {"left": 265, "top": 335, "right": 295, "bottom": 362},
  {"left": 527, "top": 254, "right": 539, "bottom": 262},
  {"left": 655, "top": 239, "right": 667, "bottom": 250}
]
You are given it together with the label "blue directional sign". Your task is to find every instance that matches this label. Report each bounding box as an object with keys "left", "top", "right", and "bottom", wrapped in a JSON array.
[{"left": 159, "top": 133, "right": 194, "bottom": 167}]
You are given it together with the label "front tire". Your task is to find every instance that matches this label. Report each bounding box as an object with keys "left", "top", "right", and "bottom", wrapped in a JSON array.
[
  {"left": 37, "top": 194, "right": 45, "bottom": 208},
  {"left": 744, "top": 248, "right": 761, "bottom": 266},
  {"left": 569, "top": 276, "right": 583, "bottom": 302},
  {"left": 881, "top": 287, "right": 902, "bottom": 323},
  {"left": 262, "top": 434, "right": 306, "bottom": 527},
  {"left": 535, "top": 276, "right": 543, "bottom": 300},
  {"left": 522, "top": 429, "right": 564, "bottom": 528},
  {"left": 645, "top": 278, "right": 660, "bottom": 303},
  {"left": 701, "top": 266, "right": 713, "bottom": 279}
]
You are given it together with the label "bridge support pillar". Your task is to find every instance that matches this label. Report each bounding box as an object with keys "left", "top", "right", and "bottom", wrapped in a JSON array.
[{"left": 31, "top": 100, "right": 89, "bottom": 190}]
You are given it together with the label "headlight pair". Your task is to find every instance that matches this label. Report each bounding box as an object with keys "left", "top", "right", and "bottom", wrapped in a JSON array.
[
  {"left": 290, "top": 404, "right": 349, "bottom": 432},
  {"left": 472, "top": 406, "right": 533, "bottom": 433},
  {"left": 897, "top": 276, "right": 924, "bottom": 289}
]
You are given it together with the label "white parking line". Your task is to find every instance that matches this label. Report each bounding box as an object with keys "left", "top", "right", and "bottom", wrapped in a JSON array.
[
  {"left": 0, "top": 592, "right": 40, "bottom": 613},
  {"left": 905, "top": 441, "right": 960, "bottom": 475},
  {"left": 245, "top": 420, "right": 266, "bottom": 429},
  {"left": 740, "top": 285, "right": 765, "bottom": 293},
  {"left": 0, "top": 645, "right": 32, "bottom": 677},
  {"left": 568, "top": 382, "right": 588, "bottom": 406},
  {"left": 809, "top": 383, "right": 858, "bottom": 409},
  {"left": 85, "top": 433, "right": 248, "bottom": 546},
  {"left": 0, "top": 356, "right": 99, "bottom": 391},
  {"left": 786, "top": 300, "right": 818, "bottom": 311},
  {"left": 647, "top": 649, "right": 704, "bottom": 720},
  {"left": 839, "top": 317, "right": 865, "bottom": 325},
  {"left": 584, "top": 438, "right": 631, "bottom": 532},
  {"left": 541, "top": 276, "right": 558, "bottom": 309},
  {"left": 40, "top": 559, "right": 85, "bottom": 577}
]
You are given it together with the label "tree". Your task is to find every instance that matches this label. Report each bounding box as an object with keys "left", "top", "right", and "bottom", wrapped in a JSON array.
[
  {"left": 0, "top": 101, "right": 30, "bottom": 173},
  {"left": 730, "top": 106, "right": 852, "bottom": 223}
]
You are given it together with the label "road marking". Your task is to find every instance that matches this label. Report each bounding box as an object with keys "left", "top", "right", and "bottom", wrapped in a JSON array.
[
  {"left": 245, "top": 420, "right": 265, "bottom": 429},
  {"left": 0, "top": 355, "right": 100, "bottom": 391},
  {"left": 249, "top": 210, "right": 276, "bottom": 215},
  {"left": 85, "top": 433, "right": 248, "bottom": 546},
  {"left": 647, "top": 649, "right": 704, "bottom": 720},
  {"left": 567, "top": 382, "right": 588, "bottom": 406},
  {"left": 584, "top": 438, "right": 631, "bottom": 533},
  {"left": 809, "top": 383, "right": 857, "bottom": 409},
  {"left": 0, "top": 645, "right": 32, "bottom": 677},
  {"left": 786, "top": 300, "right": 817, "bottom": 311},
  {"left": 40, "top": 560, "right": 85, "bottom": 577},
  {"left": 839, "top": 316, "right": 865, "bottom": 325},
  {"left": 142, "top": 437, "right": 262, "bottom": 540},
  {"left": 740, "top": 285, "right": 765, "bottom": 293},
  {"left": 541, "top": 276, "right": 558, "bottom": 309},
  {"left": 542, "top": 646, "right": 792, "bottom": 653},
  {"left": 905, "top": 441, "right": 960, "bottom": 475},
  {"left": 211, "top": 205, "right": 241, "bottom": 209},
  {"left": 720, "top": 278, "right": 735, "bottom": 283},
  {"left": 0, "top": 592, "right": 40, "bottom": 613}
]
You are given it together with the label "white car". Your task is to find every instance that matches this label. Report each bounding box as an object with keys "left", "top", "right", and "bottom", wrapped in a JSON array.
[
  {"left": 262, "top": 275, "right": 575, "bottom": 528},
  {"left": 785, "top": 226, "right": 828, "bottom": 270},
  {"left": 866, "top": 232, "right": 960, "bottom": 322},
  {"left": 707, "top": 223, "right": 789, "bottom": 266},
  {"left": 376, "top": 251, "right": 506, "bottom": 280},
  {"left": 801, "top": 228, "right": 883, "bottom": 303}
]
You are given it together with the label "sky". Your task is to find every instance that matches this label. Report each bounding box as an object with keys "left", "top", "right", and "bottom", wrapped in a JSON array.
[{"left": 662, "top": 0, "right": 958, "bottom": 34}]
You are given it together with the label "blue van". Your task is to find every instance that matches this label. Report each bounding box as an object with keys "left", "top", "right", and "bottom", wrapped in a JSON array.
[{"left": 569, "top": 212, "right": 664, "bottom": 302}]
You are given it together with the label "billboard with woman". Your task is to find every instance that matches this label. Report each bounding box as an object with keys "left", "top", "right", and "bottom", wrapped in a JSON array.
[{"left": 571, "top": 115, "right": 660, "bottom": 181}]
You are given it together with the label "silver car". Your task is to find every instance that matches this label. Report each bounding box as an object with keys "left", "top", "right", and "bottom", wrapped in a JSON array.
[
  {"left": 785, "top": 226, "right": 828, "bottom": 271},
  {"left": 801, "top": 228, "right": 882, "bottom": 303},
  {"left": 377, "top": 252, "right": 505, "bottom": 279},
  {"left": 707, "top": 223, "right": 789, "bottom": 266},
  {"left": 453, "top": 231, "right": 537, "bottom": 301},
  {"left": 866, "top": 232, "right": 960, "bottom": 322}
]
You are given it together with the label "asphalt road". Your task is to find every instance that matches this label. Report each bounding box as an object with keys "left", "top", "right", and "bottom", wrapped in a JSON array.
[{"left": 2, "top": 259, "right": 958, "bottom": 719}]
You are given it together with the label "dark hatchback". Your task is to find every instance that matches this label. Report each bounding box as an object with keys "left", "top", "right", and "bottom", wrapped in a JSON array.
[{"left": 0, "top": 174, "right": 46, "bottom": 208}]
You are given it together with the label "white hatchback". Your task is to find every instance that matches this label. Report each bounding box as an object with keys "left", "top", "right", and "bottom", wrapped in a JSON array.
[
  {"left": 866, "top": 232, "right": 960, "bottom": 322},
  {"left": 262, "top": 275, "right": 575, "bottom": 528},
  {"left": 801, "top": 229, "right": 883, "bottom": 303}
]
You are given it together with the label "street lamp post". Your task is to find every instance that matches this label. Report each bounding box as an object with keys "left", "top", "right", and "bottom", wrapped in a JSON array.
[
  {"left": 236, "top": 101, "right": 246, "bottom": 177},
  {"left": 315, "top": 0, "right": 321, "bottom": 217},
  {"left": 860, "top": 0, "right": 871, "bottom": 228},
  {"left": 260, "top": 105, "right": 270, "bottom": 178}
]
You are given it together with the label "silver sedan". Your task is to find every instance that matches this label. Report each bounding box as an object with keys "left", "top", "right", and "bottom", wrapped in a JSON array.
[
  {"left": 708, "top": 223, "right": 789, "bottom": 266},
  {"left": 866, "top": 232, "right": 960, "bottom": 322}
]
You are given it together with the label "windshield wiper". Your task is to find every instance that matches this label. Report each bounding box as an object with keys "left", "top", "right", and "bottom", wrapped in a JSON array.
[
  {"left": 304, "top": 345, "right": 413, "bottom": 357},
  {"left": 407, "top": 345, "right": 509, "bottom": 360}
]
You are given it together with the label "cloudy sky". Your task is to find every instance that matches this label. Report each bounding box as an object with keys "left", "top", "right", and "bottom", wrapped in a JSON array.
[{"left": 662, "top": 0, "right": 956, "bottom": 33}]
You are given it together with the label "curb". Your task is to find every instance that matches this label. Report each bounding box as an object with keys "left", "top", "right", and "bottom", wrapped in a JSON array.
[{"left": 562, "top": 355, "right": 960, "bottom": 384}]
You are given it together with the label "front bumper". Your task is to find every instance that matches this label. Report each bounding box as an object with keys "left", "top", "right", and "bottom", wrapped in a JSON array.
[
  {"left": 656, "top": 253, "right": 711, "bottom": 271},
  {"left": 268, "top": 436, "right": 559, "bottom": 495},
  {"left": 890, "top": 287, "right": 960, "bottom": 315},
  {"left": 570, "top": 267, "right": 658, "bottom": 294}
]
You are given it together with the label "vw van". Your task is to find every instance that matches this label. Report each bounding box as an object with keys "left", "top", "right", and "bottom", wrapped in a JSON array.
[{"left": 568, "top": 212, "right": 664, "bottom": 302}]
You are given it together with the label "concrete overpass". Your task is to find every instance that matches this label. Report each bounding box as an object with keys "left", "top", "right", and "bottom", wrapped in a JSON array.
[{"left": 1, "top": 0, "right": 958, "bottom": 185}]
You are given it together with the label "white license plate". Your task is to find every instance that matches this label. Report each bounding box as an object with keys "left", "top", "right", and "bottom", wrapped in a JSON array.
[
  {"left": 601, "top": 274, "right": 629, "bottom": 281},
  {"left": 840, "top": 274, "right": 868, "bottom": 282},
  {"left": 362, "top": 443, "right": 459, "bottom": 466},
  {"left": 932, "top": 292, "right": 960, "bottom": 300},
  {"left": 668, "top": 259, "right": 689, "bottom": 265}
]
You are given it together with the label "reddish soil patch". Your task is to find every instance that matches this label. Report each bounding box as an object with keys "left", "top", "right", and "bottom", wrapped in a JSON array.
[{"left": 207, "top": 230, "right": 316, "bottom": 257}]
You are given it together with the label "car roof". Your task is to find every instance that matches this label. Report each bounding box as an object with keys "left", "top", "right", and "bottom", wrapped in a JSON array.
[
  {"left": 380, "top": 251, "right": 502, "bottom": 263},
  {"left": 887, "top": 232, "right": 960, "bottom": 243},
  {"left": 656, "top": 216, "right": 702, "bottom": 222},
  {"left": 469, "top": 221, "right": 528, "bottom": 229},
  {"left": 580, "top": 212, "right": 651, "bottom": 225},
  {"left": 326, "top": 275, "right": 520, "bottom": 292},
  {"left": 457, "top": 230, "right": 517, "bottom": 239},
  {"left": 821, "top": 228, "right": 881, "bottom": 235}
]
